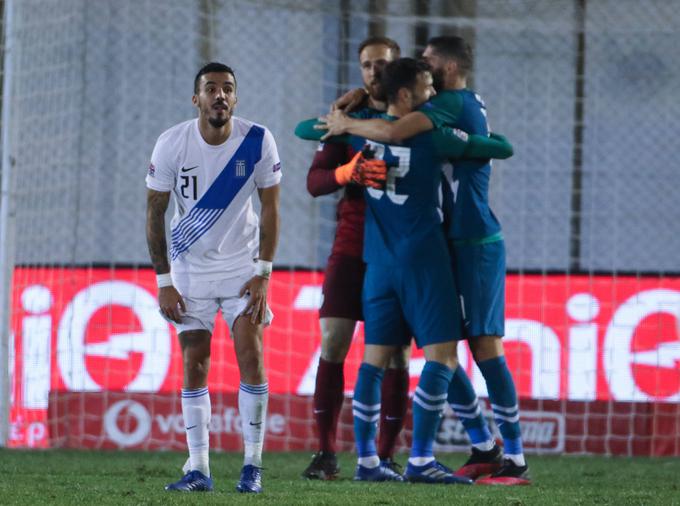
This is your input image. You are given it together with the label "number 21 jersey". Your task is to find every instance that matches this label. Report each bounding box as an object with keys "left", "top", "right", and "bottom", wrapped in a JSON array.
[{"left": 145, "top": 117, "right": 281, "bottom": 282}]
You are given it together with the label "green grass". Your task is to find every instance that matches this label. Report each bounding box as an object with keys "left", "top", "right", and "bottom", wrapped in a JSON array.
[{"left": 1, "top": 450, "right": 679, "bottom": 505}]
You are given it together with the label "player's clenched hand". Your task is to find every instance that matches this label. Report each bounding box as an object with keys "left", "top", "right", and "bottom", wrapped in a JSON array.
[
  {"left": 239, "top": 275, "right": 270, "bottom": 325},
  {"left": 158, "top": 286, "right": 185, "bottom": 323},
  {"left": 334, "top": 150, "right": 387, "bottom": 189},
  {"left": 331, "top": 87, "right": 368, "bottom": 113},
  {"left": 316, "top": 110, "right": 352, "bottom": 141}
]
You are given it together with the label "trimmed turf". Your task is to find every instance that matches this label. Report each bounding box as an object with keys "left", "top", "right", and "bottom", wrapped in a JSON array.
[{"left": 1, "top": 450, "right": 680, "bottom": 505}]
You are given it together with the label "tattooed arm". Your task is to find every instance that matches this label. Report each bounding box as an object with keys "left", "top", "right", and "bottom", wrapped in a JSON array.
[
  {"left": 257, "top": 184, "right": 280, "bottom": 263},
  {"left": 146, "top": 189, "right": 185, "bottom": 323},
  {"left": 146, "top": 190, "right": 171, "bottom": 273},
  {"left": 239, "top": 184, "right": 280, "bottom": 324}
]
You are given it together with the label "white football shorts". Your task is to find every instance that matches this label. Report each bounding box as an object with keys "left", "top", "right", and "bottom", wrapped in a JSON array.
[{"left": 168, "top": 274, "right": 273, "bottom": 335}]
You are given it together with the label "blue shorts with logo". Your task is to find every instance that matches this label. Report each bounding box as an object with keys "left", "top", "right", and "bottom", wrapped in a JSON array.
[
  {"left": 362, "top": 261, "right": 462, "bottom": 348},
  {"left": 450, "top": 238, "right": 505, "bottom": 339}
]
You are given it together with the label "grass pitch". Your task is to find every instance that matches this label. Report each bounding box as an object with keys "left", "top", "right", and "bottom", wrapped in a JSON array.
[{"left": 1, "top": 450, "right": 679, "bottom": 505}]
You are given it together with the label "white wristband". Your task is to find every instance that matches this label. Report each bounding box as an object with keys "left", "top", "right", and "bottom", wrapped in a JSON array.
[
  {"left": 256, "top": 260, "right": 273, "bottom": 279},
  {"left": 156, "top": 273, "right": 173, "bottom": 288}
]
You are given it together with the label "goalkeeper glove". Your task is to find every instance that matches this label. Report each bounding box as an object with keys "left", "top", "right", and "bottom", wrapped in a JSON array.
[{"left": 334, "top": 149, "right": 387, "bottom": 189}]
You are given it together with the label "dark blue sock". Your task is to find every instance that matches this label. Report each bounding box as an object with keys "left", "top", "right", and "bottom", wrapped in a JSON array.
[
  {"left": 447, "top": 365, "right": 493, "bottom": 448},
  {"left": 477, "top": 355, "right": 523, "bottom": 457},
  {"left": 411, "top": 360, "right": 453, "bottom": 459},
  {"left": 352, "top": 362, "right": 384, "bottom": 458}
]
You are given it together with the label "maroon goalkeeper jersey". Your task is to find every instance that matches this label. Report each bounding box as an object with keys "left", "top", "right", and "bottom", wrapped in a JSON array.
[{"left": 306, "top": 141, "right": 364, "bottom": 258}]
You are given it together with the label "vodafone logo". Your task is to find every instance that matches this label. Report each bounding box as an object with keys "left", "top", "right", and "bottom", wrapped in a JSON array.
[
  {"left": 104, "top": 400, "right": 152, "bottom": 447},
  {"left": 56, "top": 281, "right": 171, "bottom": 392}
]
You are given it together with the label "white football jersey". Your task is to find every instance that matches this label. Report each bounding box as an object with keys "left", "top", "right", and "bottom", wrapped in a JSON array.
[{"left": 146, "top": 116, "right": 281, "bottom": 284}]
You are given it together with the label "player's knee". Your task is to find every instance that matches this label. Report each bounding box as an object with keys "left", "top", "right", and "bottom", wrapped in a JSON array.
[
  {"left": 320, "top": 336, "right": 352, "bottom": 362},
  {"left": 185, "top": 358, "right": 209, "bottom": 376},
  {"left": 363, "top": 344, "right": 395, "bottom": 369},
  {"left": 319, "top": 319, "right": 355, "bottom": 362},
  {"left": 180, "top": 332, "right": 210, "bottom": 378},
  {"left": 179, "top": 330, "right": 211, "bottom": 352},
  {"left": 240, "top": 365, "right": 266, "bottom": 385},
  {"left": 387, "top": 345, "right": 411, "bottom": 369},
  {"left": 470, "top": 335, "right": 504, "bottom": 363},
  {"left": 423, "top": 341, "right": 457, "bottom": 365},
  {"left": 236, "top": 346, "right": 266, "bottom": 383},
  {"left": 183, "top": 355, "right": 210, "bottom": 385},
  {"left": 238, "top": 346, "right": 263, "bottom": 368},
  {"left": 240, "top": 362, "right": 266, "bottom": 385}
]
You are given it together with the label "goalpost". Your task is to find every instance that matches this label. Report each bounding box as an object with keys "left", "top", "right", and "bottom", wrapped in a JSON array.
[
  {"left": 2, "top": 0, "right": 680, "bottom": 456},
  {"left": 0, "top": 0, "right": 15, "bottom": 447}
]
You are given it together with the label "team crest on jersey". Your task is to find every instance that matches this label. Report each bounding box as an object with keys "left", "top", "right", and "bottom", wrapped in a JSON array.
[
  {"left": 235, "top": 160, "right": 246, "bottom": 177},
  {"left": 147, "top": 163, "right": 155, "bottom": 177}
]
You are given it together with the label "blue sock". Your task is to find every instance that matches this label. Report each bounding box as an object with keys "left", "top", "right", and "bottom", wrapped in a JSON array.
[
  {"left": 477, "top": 356, "right": 524, "bottom": 462},
  {"left": 410, "top": 360, "right": 453, "bottom": 461},
  {"left": 448, "top": 365, "right": 494, "bottom": 450},
  {"left": 353, "top": 363, "right": 384, "bottom": 460}
]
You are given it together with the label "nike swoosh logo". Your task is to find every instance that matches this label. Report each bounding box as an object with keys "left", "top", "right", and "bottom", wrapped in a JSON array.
[
  {"left": 249, "top": 421, "right": 263, "bottom": 426},
  {"left": 313, "top": 409, "right": 326, "bottom": 414},
  {"left": 385, "top": 416, "right": 401, "bottom": 421},
  {"left": 185, "top": 425, "right": 197, "bottom": 430},
  {"left": 181, "top": 165, "right": 198, "bottom": 172}
]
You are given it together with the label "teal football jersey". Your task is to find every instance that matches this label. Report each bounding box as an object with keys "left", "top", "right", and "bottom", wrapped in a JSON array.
[
  {"left": 422, "top": 90, "right": 502, "bottom": 242},
  {"left": 350, "top": 115, "right": 451, "bottom": 267}
]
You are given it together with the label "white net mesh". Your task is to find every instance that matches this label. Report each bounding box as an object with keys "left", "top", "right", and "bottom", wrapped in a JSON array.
[{"left": 3, "top": 0, "right": 680, "bottom": 456}]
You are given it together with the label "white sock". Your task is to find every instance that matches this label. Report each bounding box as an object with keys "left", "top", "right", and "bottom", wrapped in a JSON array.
[
  {"left": 408, "top": 456, "right": 435, "bottom": 466},
  {"left": 506, "top": 453, "right": 526, "bottom": 467},
  {"left": 181, "top": 387, "right": 211, "bottom": 476},
  {"left": 239, "top": 382, "right": 268, "bottom": 467},
  {"left": 357, "top": 455, "right": 380, "bottom": 468}
]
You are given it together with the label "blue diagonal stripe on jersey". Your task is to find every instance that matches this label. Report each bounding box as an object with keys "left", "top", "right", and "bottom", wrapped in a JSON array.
[
  {"left": 172, "top": 208, "right": 221, "bottom": 254},
  {"left": 171, "top": 208, "right": 219, "bottom": 244},
  {"left": 171, "top": 125, "right": 264, "bottom": 259}
]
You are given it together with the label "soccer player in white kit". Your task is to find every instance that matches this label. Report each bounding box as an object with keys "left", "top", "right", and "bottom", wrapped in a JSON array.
[{"left": 145, "top": 62, "right": 281, "bottom": 494}]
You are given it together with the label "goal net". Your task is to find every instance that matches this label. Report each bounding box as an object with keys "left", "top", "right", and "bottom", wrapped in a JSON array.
[{"left": 2, "top": 0, "right": 680, "bottom": 457}]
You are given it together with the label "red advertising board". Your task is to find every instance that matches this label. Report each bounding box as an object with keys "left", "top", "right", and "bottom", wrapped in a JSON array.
[
  {"left": 48, "top": 393, "right": 680, "bottom": 457},
  {"left": 9, "top": 268, "right": 680, "bottom": 454}
]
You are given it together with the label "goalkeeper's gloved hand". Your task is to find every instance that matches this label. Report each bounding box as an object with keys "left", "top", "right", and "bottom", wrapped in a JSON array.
[{"left": 334, "top": 150, "right": 387, "bottom": 189}]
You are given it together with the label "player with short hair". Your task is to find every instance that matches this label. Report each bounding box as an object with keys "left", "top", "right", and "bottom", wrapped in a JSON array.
[
  {"left": 297, "top": 57, "right": 512, "bottom": 484},
  {"left": 300, "top": 36, "right": 411, "bottom": 481},
  {"left": 319, "top": 35, "right": 530, "bottom": 485},
  {"left": 352, "top": 58, "right": 475, "bottom": 485},
  {"left": 423, "top": 37, "right": 528, "bottom": 484},
  {"left": 146, "top": 62, "right": 281, "bottom": 494}
]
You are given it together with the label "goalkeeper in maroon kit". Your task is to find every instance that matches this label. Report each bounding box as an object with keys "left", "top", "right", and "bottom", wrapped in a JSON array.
[{"left": 301, "top": 36, "right": 410, "bottom": 480}]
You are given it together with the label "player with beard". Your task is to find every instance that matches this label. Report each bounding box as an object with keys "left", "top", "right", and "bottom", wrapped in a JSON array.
[
  {"left": 299, "top": 36, "right": 412, "bottom": 480},
  {"left": 146, "top": 62, "right": 282, "bottom": 493},
  {"left": 299, "top": 58, "right": 513, "bottom": 484},
  {"left": 316, "top": 36, "right": 530, "bottom": 486},
  {"left": 298, "top": 53, "right": 514, "bottom": 482}
]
